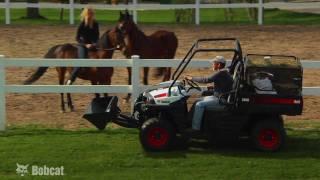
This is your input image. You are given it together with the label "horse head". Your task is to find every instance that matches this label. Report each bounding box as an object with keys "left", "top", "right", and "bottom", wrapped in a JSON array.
[
  {"left": 97, "top": 28, "right": 125, "bottom": 56},
  {"left": 117, "top": 10, "right": 136, "bottom": 55},
  {"left": 118, "top": 10, "right": 135, "bottom": 35}
]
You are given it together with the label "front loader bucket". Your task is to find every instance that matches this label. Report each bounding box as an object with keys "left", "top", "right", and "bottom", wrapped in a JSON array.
[{"left": 83, "top": 96, "right": 119, "bottom": 130}]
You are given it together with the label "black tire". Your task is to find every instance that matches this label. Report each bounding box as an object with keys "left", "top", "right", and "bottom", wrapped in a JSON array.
[
  {"left": 250, "top": 118, "right": 286, "bottom": 152},
  {"left": 139, "top": 118, "right": 176, "bottom": 152}
]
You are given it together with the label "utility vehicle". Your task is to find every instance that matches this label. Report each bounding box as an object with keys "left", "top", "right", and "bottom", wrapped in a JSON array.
[{"left": 83, "top": 38, "right": 303, "bottom": 152}]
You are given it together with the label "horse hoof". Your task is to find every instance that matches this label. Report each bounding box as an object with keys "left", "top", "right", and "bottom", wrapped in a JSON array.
[{"left": 60, "top": 110, "right": 66, "bottom": 113}]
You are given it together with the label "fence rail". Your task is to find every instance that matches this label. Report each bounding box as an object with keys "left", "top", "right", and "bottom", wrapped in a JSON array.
[
  {"left": 0, "top": 55, "right": 320, "bottom": 131},
  {"left": 1, "top": 1, "right": 320, "bottom": 25}
]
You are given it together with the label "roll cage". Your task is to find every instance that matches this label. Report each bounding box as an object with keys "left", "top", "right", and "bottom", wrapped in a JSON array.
[{"left": 169, "top": 38, "right": 243, "bottom": 96}]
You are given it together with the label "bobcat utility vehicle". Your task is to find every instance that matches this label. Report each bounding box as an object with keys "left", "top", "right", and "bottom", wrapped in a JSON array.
[{"left": 83, "top": 38, "right": 303, "bottom": 152}]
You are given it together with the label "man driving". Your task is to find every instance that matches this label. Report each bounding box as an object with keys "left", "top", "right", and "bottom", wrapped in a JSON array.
[{"left": 185, "top": 56, "right": 233, "bottom": 132}]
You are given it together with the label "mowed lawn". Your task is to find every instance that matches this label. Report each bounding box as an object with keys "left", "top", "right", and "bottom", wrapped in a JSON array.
[{"left": 0, "top": 120, "right": 319, "bottom": 179}]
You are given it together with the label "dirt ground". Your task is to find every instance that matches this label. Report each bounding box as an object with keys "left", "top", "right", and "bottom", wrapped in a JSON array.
[{"left": 0, "top": 25, "right": 320, "bottom": 129}]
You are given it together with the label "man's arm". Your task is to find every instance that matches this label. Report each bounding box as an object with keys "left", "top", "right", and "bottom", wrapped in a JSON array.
[{"left": 192, "top": 73, "right": 219, "bottom": 84}]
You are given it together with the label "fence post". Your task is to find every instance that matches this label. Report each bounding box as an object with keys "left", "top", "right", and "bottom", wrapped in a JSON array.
[
  {"left": 195, "top": 0, "right": 200, "bottom": 25},
  {"left": 258, "top": 0, "right": 264, "bottom": 25},
  {"left": 133, "top": 0, "right": 138, "bottom": 23},
  {"left": 131, "top": 55, "right": 140, "bottom": 111},
  {"left": 0, "top": 55, "right": 6, "bottom": 131},
  {"left": 5, "top": 0, "right": 10, "bottom": 25},
  {"left": 69, "top": 0, "right": 74, "bottom": 25}
]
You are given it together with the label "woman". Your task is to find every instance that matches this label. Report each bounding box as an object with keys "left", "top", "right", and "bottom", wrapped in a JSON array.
[{"left": 67, "top": 7, "right": 100, "bottom": 85}]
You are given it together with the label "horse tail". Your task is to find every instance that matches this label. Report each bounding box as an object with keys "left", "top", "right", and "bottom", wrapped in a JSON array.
[
  {"left": 23, "top": 45, "right": 60, "bottom": 85},
  {"left": 23, "top": 67, "right": 49, "bottom": 85}
]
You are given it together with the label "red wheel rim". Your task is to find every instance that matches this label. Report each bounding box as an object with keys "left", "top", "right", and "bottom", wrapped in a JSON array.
[
  {"left": 147, "top": 127, "right": 169, "bottom": 148},
  {"left": 258, "top": 129, "right": 280, "bottom": 150}
]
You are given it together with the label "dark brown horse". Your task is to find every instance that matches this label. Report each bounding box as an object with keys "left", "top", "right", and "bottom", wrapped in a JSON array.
[
  {"left": 117, "top": 11, "right": 178, "bottom": 99},
  {"left": 23, "top": 28, "right": 124, "bottom": 112}
]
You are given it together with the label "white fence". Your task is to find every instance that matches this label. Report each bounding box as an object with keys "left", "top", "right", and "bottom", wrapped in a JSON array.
[
  {"left": 1, "top": 1, "right": 320, "bottom": 25},
  {"left": 0, "top": 55, "right": 320, "bottom": 131}
]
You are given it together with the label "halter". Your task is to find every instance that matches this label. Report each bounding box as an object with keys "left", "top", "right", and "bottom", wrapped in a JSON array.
[
  {"left": 96, "top": 28, "right": 123, "bottom": 52},
  {"left": 96, "top": 45, "right": 120, "bottom": 51}
]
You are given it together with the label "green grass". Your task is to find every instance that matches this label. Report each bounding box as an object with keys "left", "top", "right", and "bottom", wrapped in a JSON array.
[
  {"left": 0, "top": 9, "right": 123, "bottom": 25},
  {"left": 264, "top": 9, "right": 320, "bottom": 25},
  {"left": 0, "top": 8, "right": 320, "bottom": 25},
  {"left": 0, "top": 121, "right": 319, "bottom": 179}
]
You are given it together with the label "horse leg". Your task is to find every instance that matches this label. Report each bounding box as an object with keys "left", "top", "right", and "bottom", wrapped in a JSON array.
[
  {"left": 64, "top": 67, "right": 74, "bottom": 112},
  {"left": 91, "top": 80, "right": 100, "bottom": 98},
  {"left": 125, "top": 67, "right": 132, "bottom": 101},
  {"left": 99, "top": 81, "right": 108, "bottom": 98},
  {"left": 58, "top": 68, "right": 66, "bottom": 113},
  {"left": 67, "top": 93, "right": 74, "bottom": 112},
  {"left": 103, "top": 77, "right": 112, "bottom": 98},
  {"left": 154, "top": 67, "right": 164, "bottom": 77},
  {"left": 60, "top": 93, "right": 65, "bottom": 113},
  {"left": 143, "top": 67, "right": 149, "bottom": 85},
  {"left": 163, "top": 67, "right": 171, "bottom": 82}
]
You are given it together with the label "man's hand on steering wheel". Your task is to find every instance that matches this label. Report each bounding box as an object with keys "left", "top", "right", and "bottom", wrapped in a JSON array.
[{"left": 183, "top": 75, "right": 202, "bottom": 92}]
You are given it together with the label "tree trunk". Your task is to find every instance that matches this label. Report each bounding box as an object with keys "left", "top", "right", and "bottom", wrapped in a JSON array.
[
  {"left": 224, "top": 0, "right": 234, "bottom": 21},
  {"left": 80, "top": 0, "right": 89, "bottom": 4},
  {"left": 60, "top": 8, "right": 64, "bottom": 21},
  {"left": 59, "top": 0, "right": 70, "bottom": 21},
  {"left": 246, "top": 0, "right": 258, "bottom": 21},
  {"left": 111, "top": 0, "right": 118, "bottom": 4},
  {"left": 174, "top": 0, "right": 195, "bottom": 23},
  {"left": 26, "top": 0, "right": 43, "bottom": 19}
]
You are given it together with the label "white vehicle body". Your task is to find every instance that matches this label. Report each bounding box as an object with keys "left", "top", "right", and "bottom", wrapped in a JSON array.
[{"left": 145, "top": 80, "right": 188, "bottom": 105}]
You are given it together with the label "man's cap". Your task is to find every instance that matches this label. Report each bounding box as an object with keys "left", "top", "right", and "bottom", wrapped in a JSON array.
[{"left": 210, "top": 56, "right": 226, "bottom": 64}]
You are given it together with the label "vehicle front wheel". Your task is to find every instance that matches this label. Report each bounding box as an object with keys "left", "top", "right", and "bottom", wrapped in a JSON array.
[
  {"left": 251, "top": 118, "right": 286, "bottom": 152},
  {"left": 139, "top": 118, "right": 176, "bottom": 152}
]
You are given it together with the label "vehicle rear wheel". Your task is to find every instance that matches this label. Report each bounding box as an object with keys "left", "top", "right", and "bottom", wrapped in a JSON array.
[
  {"left": 140, "top": 118, "right": 176, "bottom": 152},
  {"left": 251, "top": 118, "right": 286, "bottom": 152}
]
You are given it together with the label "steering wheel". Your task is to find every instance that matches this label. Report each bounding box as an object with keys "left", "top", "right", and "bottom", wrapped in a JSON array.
[{"left": 184, "top": 78, "right": 202, "bottom": 92}]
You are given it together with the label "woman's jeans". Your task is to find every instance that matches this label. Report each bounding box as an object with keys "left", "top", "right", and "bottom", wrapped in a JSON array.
[{"left": 69, "top": 45, "right": 86, "bottom": 82}]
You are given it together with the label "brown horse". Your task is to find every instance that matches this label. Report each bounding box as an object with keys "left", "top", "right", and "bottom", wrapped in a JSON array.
[
  {"left": 23, "top": 28, "right": 124, "bottom": 112},
  {"left": 117, "top": 11, "right": 178, "bottom": 99}
]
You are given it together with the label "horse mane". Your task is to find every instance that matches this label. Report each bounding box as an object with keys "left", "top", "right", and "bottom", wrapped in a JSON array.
[
  {"left": 129, "top": 23, "right": 148, "bottom": 51},
  {"left": 97, "top": 30, "right": 110, "bottom": 49}
]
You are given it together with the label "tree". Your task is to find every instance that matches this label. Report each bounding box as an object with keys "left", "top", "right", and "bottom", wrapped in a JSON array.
[
  {"left": 174, "top": 0, "right": 195, "bottom": 23},
  {"left": 59, "top": 0, "right": 87, "bottom": 21},
  {"left": 26, "top": 0, "right": 45, "bottom": 19},
  {"left": 246, "top": 0, "right": 258, "bottom": 21}
]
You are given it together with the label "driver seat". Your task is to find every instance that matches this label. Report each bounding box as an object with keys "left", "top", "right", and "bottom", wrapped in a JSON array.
[{"left": 226, "top": 61, "right": 242, "bottom": 105}]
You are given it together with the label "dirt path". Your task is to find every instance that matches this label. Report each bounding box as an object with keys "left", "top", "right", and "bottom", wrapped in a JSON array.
[{"left": 1, "top": 25, "right": 319, "bottom": 129}]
